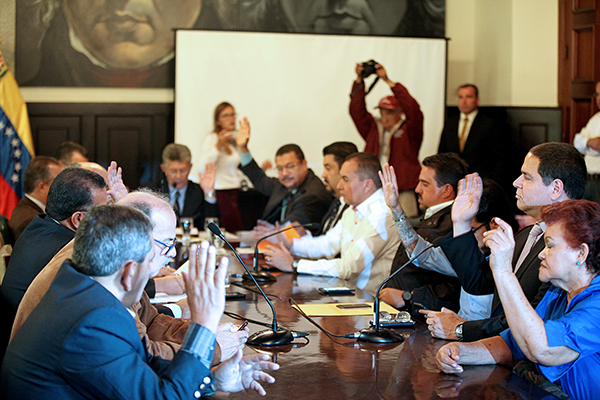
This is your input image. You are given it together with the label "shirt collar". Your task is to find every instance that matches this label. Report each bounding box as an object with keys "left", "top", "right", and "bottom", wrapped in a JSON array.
[
  {"left": 460, "top": 109, "right": 478, "bottom": 121},
  {"left": 424, "top": 200, "right": 454, "bottom": 220},
  {"left": 354, "top": 188, "right": 384, "bottom": 218},
  {"left": 25, "top": 194, "right": 46, "bottom": 213}
]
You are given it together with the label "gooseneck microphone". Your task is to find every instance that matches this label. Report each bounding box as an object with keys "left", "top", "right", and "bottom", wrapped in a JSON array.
[
  {"left": 248, "top": 223, "right": 320, "bottom": 283},
  {"left": 208, "top": 222, "right": 295, "bottom": 346},
  {"left": 358, "top": 241, "right": 440, "bottom": 343}
]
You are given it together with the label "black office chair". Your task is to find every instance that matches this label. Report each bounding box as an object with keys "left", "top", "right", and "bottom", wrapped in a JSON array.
[{"left": 0, "top": 215, "right": 13, "bottom": 246}]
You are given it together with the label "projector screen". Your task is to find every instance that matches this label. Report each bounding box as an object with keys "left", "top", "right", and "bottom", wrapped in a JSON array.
[{"left": 175, "top": 30, "right": 446, "bottom": 177}]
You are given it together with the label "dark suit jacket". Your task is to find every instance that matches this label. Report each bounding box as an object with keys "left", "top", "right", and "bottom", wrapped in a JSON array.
[
  {"left": 142, "top": 176, "right": 219, "bottom": 229},
  {"left": 240, "top": 159, "right": 332, "bottom": 229},
  {"left": 1, "top": 261, "right": 213, "bottom": 399},
  {"left": 1, "top": 214, "right": 75, "bottom": 313},
  {"left": 441, "top": 225, "right": 551, "bottom": 341},
  {"left": 8, "top": 196, "right": 43, "bottom": 243},
  {"left": 386, "top": 205, "right": 461, "bottom": 314},
  {"left": 438, "top": 113, "right": 504, "bottom": 182}
]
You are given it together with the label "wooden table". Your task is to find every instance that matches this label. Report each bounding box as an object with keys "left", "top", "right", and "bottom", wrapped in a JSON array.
[{"left": 208, "top": 256, "right": 555, "bottom": 400}]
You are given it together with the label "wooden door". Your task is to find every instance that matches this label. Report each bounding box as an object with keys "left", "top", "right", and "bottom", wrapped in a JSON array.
[{"left": 559, "top": 0, "right": 600, "bottom": 143}]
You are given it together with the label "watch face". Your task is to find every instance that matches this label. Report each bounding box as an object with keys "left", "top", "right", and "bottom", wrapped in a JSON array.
[{"left": 402, "top": 291, "right": 412, "bottom": 301}]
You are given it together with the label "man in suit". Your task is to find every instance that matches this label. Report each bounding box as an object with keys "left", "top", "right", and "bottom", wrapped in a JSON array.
[
  {"left": 11, "top": 191, "right": 248, "bottom": 364},
  {"left": 237, "top": 119, "right": 332, "bottom": 231},
  {"left": 379, "top": 153, "right": 469, "bottom": 314},
  {"left": 8, "top": 156, "right": 63, "bottom": 242},
  {"left": 1, "top": 205, "right": 279, "bottom": 399},
  {"left": 142, "top": 143, "right": 219, "bottom": 229},
  {"left": 437, "top": 84, "right": 505, "bottom": 184},
  {"left": 54, "top": 141, "right": 89, "bottom": 166},
  {"left": 424, "top": 142, "right": 587, "bottom": 342}
]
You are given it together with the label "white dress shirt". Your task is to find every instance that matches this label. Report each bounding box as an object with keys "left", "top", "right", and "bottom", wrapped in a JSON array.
[
  {"left": 291, "top": 189, "right": 400, "bottom": 296},
  {"left": 574, "top": 112, "right": 600, "bottom": 174}
]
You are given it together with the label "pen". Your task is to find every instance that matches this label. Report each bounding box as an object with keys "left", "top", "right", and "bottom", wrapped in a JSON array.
[{"left": 238, "top": 321, "right": 248, "bottom": 331}]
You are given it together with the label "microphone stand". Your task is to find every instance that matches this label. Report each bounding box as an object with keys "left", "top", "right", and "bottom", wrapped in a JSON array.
[
  {"left": 358, "top": 242, "right": 438, "bottom": 344},
  {"left": 246, "top": 223, "right": 318, "bottom": 283},
  {"left": 208, "top": 222, "right": 294, "bottom": 346}
]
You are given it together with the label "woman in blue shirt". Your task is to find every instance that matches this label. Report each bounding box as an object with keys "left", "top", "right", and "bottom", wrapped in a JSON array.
[{"left": 436, "top": 199, "right": 600, "bottom": 400}]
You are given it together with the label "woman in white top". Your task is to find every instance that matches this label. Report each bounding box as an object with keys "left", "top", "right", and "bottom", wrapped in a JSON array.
[{"left": 200, "top": 102, "right": 244, "bottom": 231}]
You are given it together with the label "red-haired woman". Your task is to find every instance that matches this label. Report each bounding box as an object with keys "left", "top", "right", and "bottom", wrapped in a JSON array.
[{"left": 436, "top": 200, "right": 600, "bottom": 400}]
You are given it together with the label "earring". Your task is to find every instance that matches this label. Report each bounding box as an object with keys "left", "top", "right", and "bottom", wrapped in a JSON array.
[{"left": 576, "top": 261, "right": 582, "bottom": 266}]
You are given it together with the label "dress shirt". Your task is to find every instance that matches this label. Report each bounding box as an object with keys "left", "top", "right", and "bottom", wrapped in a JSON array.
[
  {"left": 500, "top": 275, "right": 600, "bottom": 400},
  {"left": 24, "top": 194, "right": 45, "bottom": 213},
  {"left": 168, "top": 185, "right": 187, "bottom": 212},
  {"left": 457, "top": 110, "right": 478, "bottom": 145},
  {"left": 291, "top": 189, "right": 400, "bottom": 295},
  {"left": 423, "top": 200, "right": 454, "bottom": 220},
  {"left": 574, "top": 112, "right": 600, "bottom": 174},
  {"left": 410, "top": 236, "right": 493, "bottom": 320}
]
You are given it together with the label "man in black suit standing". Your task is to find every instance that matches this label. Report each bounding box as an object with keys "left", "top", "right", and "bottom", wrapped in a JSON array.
[
  {"left": 438, "top": 84, "right": 505, "bottom": 184},
  {"left": 142, "top": 143, "right": 219, "bottom": 229}
]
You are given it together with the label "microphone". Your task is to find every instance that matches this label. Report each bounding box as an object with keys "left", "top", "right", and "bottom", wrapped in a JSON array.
[
  {"left": 358, "top": 240, "right": 441, "bottom": 344},
  {"left": 247, "top": 222, "right": 320, "bottom": 283},
  {"left": 208, "top": 222, "right": 296, "bottom": 346}
]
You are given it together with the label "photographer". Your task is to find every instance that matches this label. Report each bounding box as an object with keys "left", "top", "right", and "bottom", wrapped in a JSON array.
[{"left": 349, "top": 62, "right": 423, "bottom": 217}]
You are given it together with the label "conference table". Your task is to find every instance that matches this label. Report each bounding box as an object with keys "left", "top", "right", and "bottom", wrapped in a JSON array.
[{"left": 172, "top": 246, "right": 556, "bottom": 400}]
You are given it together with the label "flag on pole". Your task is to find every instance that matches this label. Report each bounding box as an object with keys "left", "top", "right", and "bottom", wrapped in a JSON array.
[{"left": 0, "top": 43, "right": 34, "bottom": 217}]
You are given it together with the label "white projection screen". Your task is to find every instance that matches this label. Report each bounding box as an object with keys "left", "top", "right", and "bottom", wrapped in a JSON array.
[{"left": 175, "top": 30, "right": 446, "bottom": 177}]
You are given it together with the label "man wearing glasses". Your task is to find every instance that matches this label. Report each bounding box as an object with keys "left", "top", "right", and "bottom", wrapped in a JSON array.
[
  {"left": 574, "top": 81, "right": 600, "bottom": 204},
  {"left": 11, "top": 191, "right": 248, "bottom": 363},
  {"left": 237, "top": 118, "right": 332, "bottom": 233}
]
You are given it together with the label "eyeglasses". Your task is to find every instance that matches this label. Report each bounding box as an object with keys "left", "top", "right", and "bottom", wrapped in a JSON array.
[
  {"left": 220, "top": 112, "right": 236, "bottom": 119},
  {"left": 276, "top": 163, "right": 299, "bottom": 173},
  {"left": 154, "top": 238, "right": 177, "bottom": 256}
]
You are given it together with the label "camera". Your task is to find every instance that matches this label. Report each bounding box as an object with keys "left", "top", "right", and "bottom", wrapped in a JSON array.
[{"left": 361, "top": 59, "right": 378, "bottom": 78}]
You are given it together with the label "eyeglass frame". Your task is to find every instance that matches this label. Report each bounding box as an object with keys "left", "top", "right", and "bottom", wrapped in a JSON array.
[{"left": 154, "top": 238, "right": 178, "bottom": 256}]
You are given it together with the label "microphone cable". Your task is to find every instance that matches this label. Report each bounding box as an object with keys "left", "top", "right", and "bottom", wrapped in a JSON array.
[
  {"left": 288, "top": 298, "right": 361, "bottom": 344},
  {"left": 229, "top": 281, "right": 283, "bottom": 301},
  {"left": 223, "top": 310, "right": 309, "bottom": 340}
]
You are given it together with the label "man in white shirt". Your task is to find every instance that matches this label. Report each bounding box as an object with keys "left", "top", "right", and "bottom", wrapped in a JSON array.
[
  {"left": 263, "top": 152, "right": 400, "bottom": 295},
  {"left": 574, "top": 81, "right": 600, "bottom": 203}
]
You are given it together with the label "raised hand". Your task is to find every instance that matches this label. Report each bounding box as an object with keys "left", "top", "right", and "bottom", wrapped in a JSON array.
[
  {"left": 451, "top": 173, "right": 483, "bottom": 235},
  {"left": 378, "top": 163, "right": 402, "bottom": 212},
  {"left": 236, "top": 117, "right": 251, "bottom": 152},
  {"left": 181, "top": 242, "right": 228, "bottom": 334},
  {"left": 199, "top": 163, "right": 216, "bottom": 194},
  {"left": 107, "top": 161, "right": 128, "bottom": 203},
  {"left": 483, "top": 217, "right": 516, "bottom": 275}
]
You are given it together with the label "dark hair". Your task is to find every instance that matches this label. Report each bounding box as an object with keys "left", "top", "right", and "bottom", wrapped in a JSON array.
[
  {"left": 477, "top": 179, "right": 519, "bottom": 231},
  {"left": 422, "top": 153, "right": 469, "bottom": 193},
  {"left": 541, "top": 199, "right": 600, "bottom": 274},
  {"left": 323, "top": 142, "right": 359, "bottom": 169},
  {"left": 23, "top": 156, "right": 61, "bottom": 194},
  {"left": 162, "top": 143, "right": 192, "bottom": 164},
  {"left": 529, "top": 142, "right": 587, "bottom": 200},
  {"left": 72, "top": 205, "right": 153, "bottom": 277},
  {"left": 458, "top": 84, "right": 479, "bottom": 97},
  {"left": 276, "top": 144, "right": 305, "bottom": 161},
  {"left": 344, "top": 152, "right": 382, "bottom": 189},
  {"left": 213, "top": 102, "right": 234, "bottom": 133},
  {"left": 45, "top": 168, "right": 107, "bottom": 221},
  {"left": 54, "top": 141, "right": 88, "bottom": 164}
]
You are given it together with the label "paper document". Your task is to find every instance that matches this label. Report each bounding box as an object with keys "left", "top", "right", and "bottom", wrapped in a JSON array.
[{"left": 292, "top": 302, "right": 399, "bottom": 317}]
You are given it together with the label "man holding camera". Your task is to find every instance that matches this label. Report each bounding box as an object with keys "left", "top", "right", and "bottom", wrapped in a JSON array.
[{"left": 350, "top": 62, "right": 423, "bottom": 218}]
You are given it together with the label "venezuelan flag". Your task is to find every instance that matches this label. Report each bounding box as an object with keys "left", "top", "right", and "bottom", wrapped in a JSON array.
[{"left": 0, "top": 46, "right": 34, "bottom": 217}]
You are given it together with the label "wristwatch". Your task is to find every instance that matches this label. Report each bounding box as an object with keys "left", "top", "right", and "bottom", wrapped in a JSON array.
[
  {"left": 455, "top": 322, "right": 464, "bottom": 342},
  {"left": 291, "top": 260, "right": 299, "bottom": 273},
  {"left": 401, "top": 291, "right": 413, "bottom": 303},
  {"left": 205, "top": 191, "right": 215, "bottom": 198}
]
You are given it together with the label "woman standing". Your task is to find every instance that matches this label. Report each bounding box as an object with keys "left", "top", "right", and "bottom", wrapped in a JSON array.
[{"left": 199, "top": 102, "right": 244, "bottom": 232}]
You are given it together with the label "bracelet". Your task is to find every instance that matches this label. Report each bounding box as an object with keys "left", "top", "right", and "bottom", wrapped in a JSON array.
[{"left": 205, "top": 191, "right": 215, "bottom": 198}]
